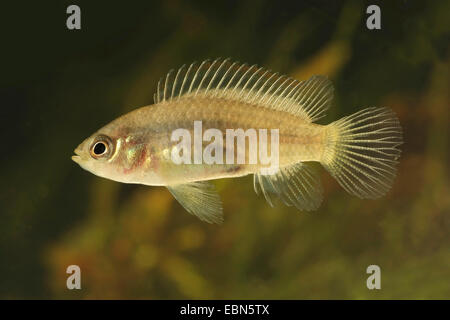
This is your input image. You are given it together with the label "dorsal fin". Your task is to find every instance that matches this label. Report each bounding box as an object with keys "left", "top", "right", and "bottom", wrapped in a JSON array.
[{"left": 154, "top": 58, "right": 334, "bottom": 122}]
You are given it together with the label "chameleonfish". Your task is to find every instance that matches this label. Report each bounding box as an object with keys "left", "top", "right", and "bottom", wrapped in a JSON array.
[{"left": 72, "top": 58, "right": 403, "bottom": 224}]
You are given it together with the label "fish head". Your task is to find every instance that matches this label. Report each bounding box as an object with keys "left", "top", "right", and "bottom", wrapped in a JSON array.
[
  {"left": 72, "top": 118, "right": 162, "bottom": 185},
  {"left": 72, "top": 129, "right": 124, "bottom": 180}
]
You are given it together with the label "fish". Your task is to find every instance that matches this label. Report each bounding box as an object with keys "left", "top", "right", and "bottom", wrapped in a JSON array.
[{"left": 72, "top": 58, "right": 403, "bottom": 224}]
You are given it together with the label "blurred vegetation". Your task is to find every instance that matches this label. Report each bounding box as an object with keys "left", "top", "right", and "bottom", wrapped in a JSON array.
[{"left": 1, "top": 0, "right": 449, "bottom": 299}]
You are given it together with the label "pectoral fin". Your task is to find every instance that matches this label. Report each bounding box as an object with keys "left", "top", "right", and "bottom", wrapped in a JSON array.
[{"left": 167, "top": 181, "right": 223, "bottom": 224}]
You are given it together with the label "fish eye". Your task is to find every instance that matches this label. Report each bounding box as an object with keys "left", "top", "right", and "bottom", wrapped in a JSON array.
[
  {"left": 93, "top": 142, "right": 107, "bottom": 155},
  {"left": 90, "top": 135, "right": 114, "bottom": 159}
]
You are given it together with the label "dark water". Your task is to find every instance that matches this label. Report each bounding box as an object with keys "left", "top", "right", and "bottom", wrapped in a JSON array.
[{"left": 1, "top": 0, "right": 449, "bottom": 299}]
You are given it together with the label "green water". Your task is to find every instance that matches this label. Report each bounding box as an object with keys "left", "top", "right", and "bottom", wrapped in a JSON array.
[{"left": 1, "top": 0, "right": 449, "bottom": 299}]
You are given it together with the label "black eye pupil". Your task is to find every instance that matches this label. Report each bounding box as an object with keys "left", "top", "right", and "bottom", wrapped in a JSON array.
[{"left": 94, "top": 142, "right": 106, "bottom": 155}]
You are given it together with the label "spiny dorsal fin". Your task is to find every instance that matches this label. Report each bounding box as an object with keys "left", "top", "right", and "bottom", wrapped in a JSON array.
[
  {"left": 254, "top": 162, "right": 323, "bottom": 211},
  {"left": 167, "top": 181, "right": 223, "bottom": 224},
  {"left": 154, "top": 58, "right": 334, "bottom": 122}
]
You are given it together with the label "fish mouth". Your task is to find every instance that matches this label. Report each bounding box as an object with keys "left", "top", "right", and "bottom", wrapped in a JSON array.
[{"left": 72, "top": 148, "right": 82, "bottom": 163}]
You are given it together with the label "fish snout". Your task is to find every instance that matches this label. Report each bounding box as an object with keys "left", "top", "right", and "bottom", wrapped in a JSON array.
[{"left": 71, "top": 147, "right": 83, "bottom": 163}]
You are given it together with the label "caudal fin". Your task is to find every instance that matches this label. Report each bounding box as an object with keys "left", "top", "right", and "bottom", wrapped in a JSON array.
[{"left": 321, "top": 107, "right": 403, "bottom": 199}]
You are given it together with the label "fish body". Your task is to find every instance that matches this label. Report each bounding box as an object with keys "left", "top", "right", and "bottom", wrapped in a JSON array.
[
  {"left": 86, "top": 96, "right": 324, "bottom": 185},
  {"left": 73, "top": 59, "right": 402, "bottom": 223}
]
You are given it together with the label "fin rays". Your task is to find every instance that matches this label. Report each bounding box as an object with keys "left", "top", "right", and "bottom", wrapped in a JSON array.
[
  {"left": 154, "top": 58, "right": 334, "bottom": 123},
  {"left": 321, "top": 107, "right": 403, "bottom": 199},
  {"left": 167, "top": 181, "right": 223, "bottom": 224},
  {"left": 253, "top": 163, "right": 323, "bottom": 211}
]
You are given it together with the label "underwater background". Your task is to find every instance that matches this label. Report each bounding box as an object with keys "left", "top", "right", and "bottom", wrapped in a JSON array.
[{"left": 1, "top": 0, "right": 449, "bottom": 299}]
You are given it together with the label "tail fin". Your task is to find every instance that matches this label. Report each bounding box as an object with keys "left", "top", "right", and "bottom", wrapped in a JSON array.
[{"left": 321, "top": 107, "right": 403, "bottom": 199}]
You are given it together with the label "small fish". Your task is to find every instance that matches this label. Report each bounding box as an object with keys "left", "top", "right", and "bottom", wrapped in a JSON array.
[{"left": 72, "top": 59, "right": 403, "bottom": 224}]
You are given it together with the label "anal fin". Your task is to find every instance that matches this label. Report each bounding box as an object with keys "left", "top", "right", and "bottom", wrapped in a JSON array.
[
  {"left": 167, "top": 181, "right": 223, "bottom": 224},
  {"left": 254, "top": 162, "right": 323, "bottom": 211}
]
